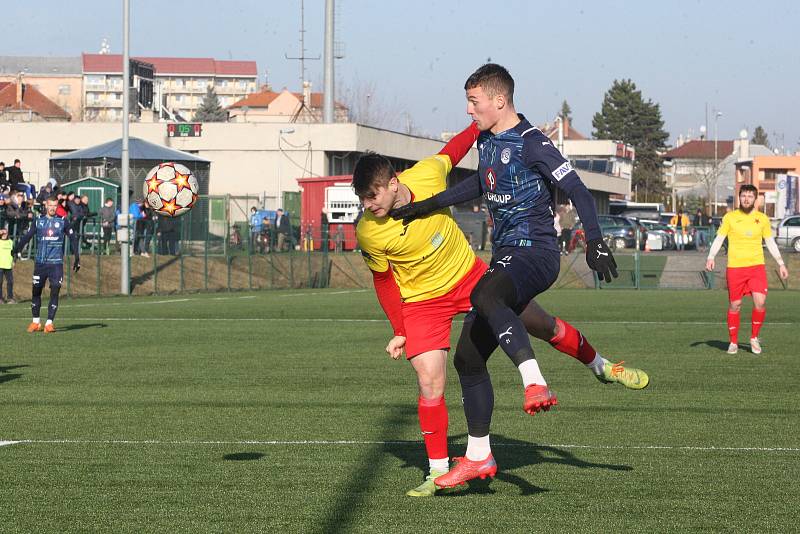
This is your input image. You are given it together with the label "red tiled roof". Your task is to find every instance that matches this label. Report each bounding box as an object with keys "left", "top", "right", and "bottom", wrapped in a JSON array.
[
  {"left": 228, "top": 91, "right": 282, "bottom": 108},
  {"left": 663, "top": 140, "right": 735, "bottom": 159},
  {"left": 82, "top": 53, "right": 256, "bottom": 76},
  {"left": 540, "top": 122, "right": 586, "bottom": 141},
  {"left": 229, "top": 89, "right": 347, "bottom": 110},
  {"left": 0, "top": 82, "right": 70, "bottom": 119}
]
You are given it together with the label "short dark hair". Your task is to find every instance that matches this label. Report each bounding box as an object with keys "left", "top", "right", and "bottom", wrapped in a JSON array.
[
  {"left": 105, "top": 197, "right": 113, "bottom": 203},
  {"left": 351, "top": 153, "right": 395, "bottom": 198},
  {"left": 13, "top": 159, "right": 20, "bottom": 165},
  {"left": 740, "top": 184, "right": 758, "bottom": 196},
  {"left": 464, "top": 63, "right": 515, "bottom": 103},
  {"left": 46, "top": 194, "right": 58, "bottom": 203}
]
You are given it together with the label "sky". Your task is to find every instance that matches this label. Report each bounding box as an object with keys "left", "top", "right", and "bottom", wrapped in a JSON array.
[{"left": 3, "top": 0, "right": 799, "bottom": 151}]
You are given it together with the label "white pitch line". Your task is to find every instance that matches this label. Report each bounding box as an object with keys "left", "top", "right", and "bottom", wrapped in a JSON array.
[
  {"left": 279, "top": 289, "right": 369, "bottom": 298},
  {"left": 1, "top": 439, "right": 798, "bottom": 452}
]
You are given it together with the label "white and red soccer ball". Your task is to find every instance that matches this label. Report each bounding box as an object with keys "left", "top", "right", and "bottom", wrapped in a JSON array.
[{"left": 143, "top": 162, "right": 199, "bottom": 217}]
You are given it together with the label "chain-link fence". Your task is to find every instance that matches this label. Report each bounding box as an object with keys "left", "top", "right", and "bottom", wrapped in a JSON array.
[{"left": 5, "top": 201, "right": 796, "bottom": 298}]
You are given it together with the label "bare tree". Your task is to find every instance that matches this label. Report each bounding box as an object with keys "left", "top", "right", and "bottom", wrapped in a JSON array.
[{"left": 338, "top": 77, "right": 419, "bottom": 134}]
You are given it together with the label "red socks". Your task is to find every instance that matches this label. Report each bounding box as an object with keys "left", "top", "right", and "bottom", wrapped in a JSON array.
[
  {"left": 727, "top": 310, "right": 740, "bottom": 344},
  {"left": 549, "top": 317, "right": 597, "bottom": 365},
  {"left": 751, "top": 308, "right": 766, "bottom": 339},
  {"left": 418, "top": 395, "right": 448, "bottom": 461}
]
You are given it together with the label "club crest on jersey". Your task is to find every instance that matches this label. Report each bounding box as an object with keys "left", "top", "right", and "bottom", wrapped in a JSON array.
[
  {"left": 500, "top": 147, "right": 511, "bottom": 164},
  {"left": 485, "top": 168, "right": 497, "bottom": 191}
]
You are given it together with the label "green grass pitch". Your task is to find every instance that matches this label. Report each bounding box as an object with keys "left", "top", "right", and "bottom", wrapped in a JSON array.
[{"left": 1, "top": 289, "right": 798, "bottom": 532}]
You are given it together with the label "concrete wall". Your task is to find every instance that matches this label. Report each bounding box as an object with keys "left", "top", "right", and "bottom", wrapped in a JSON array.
[{"left": 0, "top": 122, "right": 477, "bottom": 198}]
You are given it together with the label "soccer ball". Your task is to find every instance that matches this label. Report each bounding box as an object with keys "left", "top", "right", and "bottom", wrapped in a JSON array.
[{"left": 143, "top": 162, "right": 199, "bottom": 217}]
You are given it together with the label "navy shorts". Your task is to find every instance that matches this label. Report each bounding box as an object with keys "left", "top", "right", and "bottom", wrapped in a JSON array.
[
  {"left": 32, "top": 263, "right": 64, "bottom": 289},
  {"left": 485, "top": 246, "right": 560, "bottom": 311}
]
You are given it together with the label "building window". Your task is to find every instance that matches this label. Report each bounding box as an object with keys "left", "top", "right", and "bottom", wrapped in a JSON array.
[
  {"left": 238, "top": 80, "right": 247, "bottom": 89},
  {"left": 174, "top": 94, "right": 184, "bottom": 103},
  {"left": 87, "top": 75, "right": 104, "bottom": 86}
]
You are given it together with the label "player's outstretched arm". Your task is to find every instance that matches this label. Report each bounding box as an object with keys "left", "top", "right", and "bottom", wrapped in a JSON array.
[
  {"left": 438, "top": 122, "right": 479, "bottom": 167},
  {"left": 389, "top": 172, "right": 482, "bottom": 225},
  {"left": 765, "top": 237, "right": 789, "bottom": 279}
]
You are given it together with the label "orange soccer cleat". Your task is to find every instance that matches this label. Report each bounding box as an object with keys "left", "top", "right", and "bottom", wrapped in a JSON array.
[
  {"left": 43, "top": 323, "right": 56, "bottom": 334},
  {"left": 434, "top": 455, "right": 497, "bottom": 488},
  {"left": 27, "top": 322, "right": 42, "bottom": 333},
  {"left": 523, "top": 384, "right": 558, "bottom": 415}
]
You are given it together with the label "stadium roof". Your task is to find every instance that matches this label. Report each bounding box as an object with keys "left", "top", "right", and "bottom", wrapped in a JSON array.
[
  {"left": 82, "top": 54, "right": 257, "bottom": 77},
  {"left": 0, "top": 56, "right": 82, "bottom": 76},
  {"left": 664, "top": 140, "right": 735, "bottom": 160},
  {"left": 51, "top": 137, "right": 209, "bottom": 162},
  {"left": 0, "top": 82, "right": 71, "bottom": 120}
]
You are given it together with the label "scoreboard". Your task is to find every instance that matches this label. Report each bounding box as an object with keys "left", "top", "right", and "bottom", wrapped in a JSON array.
[{"left": 167, "top": 123, "right": 203, "bottom": 138}]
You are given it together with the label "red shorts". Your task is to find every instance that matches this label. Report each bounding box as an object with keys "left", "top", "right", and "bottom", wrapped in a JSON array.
[
  {"left": 726, "top": 264, "right": 768, "bottom": 302},
  {"left": 402, "top": 257, "right": 488, "bottom": 358}
]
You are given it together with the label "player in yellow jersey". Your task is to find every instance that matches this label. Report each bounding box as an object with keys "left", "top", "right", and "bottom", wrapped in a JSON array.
[
  {"left": 706, "top": 185, "right": 789, "bottom": 354},
  {"left": 354, "top": 123, "right": 644, "bottom": 497}
]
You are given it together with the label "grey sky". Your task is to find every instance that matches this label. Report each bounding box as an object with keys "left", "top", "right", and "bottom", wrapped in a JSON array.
[{"left": 4, "top": 0, "right": 798, "bottom": 150}]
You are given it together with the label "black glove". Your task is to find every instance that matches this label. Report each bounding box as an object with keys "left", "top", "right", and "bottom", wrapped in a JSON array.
[
  {"left": 585, "top": 238, "right": 618, "bottom": 283},
  {"left": 73, "top": 258, "right": 81, "bottom": 273},
  {"left": 388, "top": 197, "right": 440, "bottom": 225}
]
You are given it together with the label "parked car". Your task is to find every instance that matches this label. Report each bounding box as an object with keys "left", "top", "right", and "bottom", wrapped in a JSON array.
[
  {"left": 597, "top": 215, "right": 647, "bottom": 250},
  {"left": 774, "top": 214, "right": 800, "bottom": 252},
  {"left": 635, "top": 218, "right": 677, "bottom": 250}
]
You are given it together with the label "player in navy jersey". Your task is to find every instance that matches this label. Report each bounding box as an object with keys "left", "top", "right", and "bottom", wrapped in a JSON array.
[
  {"left": 14, "top": 196, "right": 80, "bottom": 333},
  {"left": 392, "top": 64, "right": 648, "bottom": 488}
]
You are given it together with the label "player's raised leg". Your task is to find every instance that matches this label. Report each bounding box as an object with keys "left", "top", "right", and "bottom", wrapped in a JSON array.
[
  {"left": 520, "top": 301, "right": 649, "bottom": 389},
  {"left": 406, "top": 349, "right": 450, "bottom": 497},
  {"left": 435, "top": 313, "right": 499, "bottom": 488},
  {"left": 469, "top": 261, "right": 557, "bottom": 415}
]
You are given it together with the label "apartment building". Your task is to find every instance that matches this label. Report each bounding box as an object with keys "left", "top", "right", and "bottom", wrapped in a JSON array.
[{"left": 82, "top": 53, "right": 258, "bottom": 121}]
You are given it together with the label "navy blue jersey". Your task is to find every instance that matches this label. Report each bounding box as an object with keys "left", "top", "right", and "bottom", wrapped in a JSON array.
[
  {"left": 476, "top": 115, "right": 601, "bottom": 251},
  {"left": 16, "top": 215, "right": 79, "bottom": 265}
]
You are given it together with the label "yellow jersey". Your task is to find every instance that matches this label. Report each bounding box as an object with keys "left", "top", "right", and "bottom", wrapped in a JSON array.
[
  {"left": 718, "top": 209, "right": 772, "bottom": 268},
  {"left": 356, "top": 154, "right": 476, "bottom": 303}
]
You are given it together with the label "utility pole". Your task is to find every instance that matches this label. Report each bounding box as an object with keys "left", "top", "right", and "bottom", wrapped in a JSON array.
[
  {"left": 285, "top": 0, "right": 320, "bottom": 102},
  {"left": 323, "top": 0, "right": 335, "bottom": 123},
  {"left": 121, "top": 0, "right": 131, "bottom": 294}
]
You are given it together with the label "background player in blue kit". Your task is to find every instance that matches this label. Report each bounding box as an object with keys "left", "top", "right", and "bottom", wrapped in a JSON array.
[
  {"left": 14, "top": 196, "right": 80, "bottom": 333},
  {"left": 393, "top": 64, "right": 648, "bottom": 488}
]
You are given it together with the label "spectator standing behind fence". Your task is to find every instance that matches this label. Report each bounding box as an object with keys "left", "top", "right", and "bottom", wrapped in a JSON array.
[
  {"left": 157, "top": 214, "right": 179, "bottom": 255},
  {"left": 259, "top": 216, "right": 272, "bottom": 253},
  {"left": 0, "top": 162, "right": 7, "bottom": 189},
  {"left": 670, "top": 209, "right": 691, "bottom": 251},
  {"left": 129, "top": 200, "right": 144, "bottom": 256},
  {"left": 0, "top": 227, "right": 15, "bottom": 304},
  {"left": 55, "top": 191, "right": 69, "bottom": 218},
  {"left": 274, "top": 208, "right": 290, "bottom": 251},
  {"left": 249, "top": 207, "right": 262, "bottom": 250},
  {"left": 693, "top": 208, "right": 711, "bottom": 251},
  {"left": 99, "top": 198, "right": 117, "bottom": 255},
  {"left": 560, "top": 204, "right": 576, "bottom": 255},
  {"left": 7, "top": 192, "right": 29, "bottom": 239}
]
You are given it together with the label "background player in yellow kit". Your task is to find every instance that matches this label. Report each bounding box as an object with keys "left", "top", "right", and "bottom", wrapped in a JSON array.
[{"left": 706, "top": 184, "right": 789, "bottom": 354}]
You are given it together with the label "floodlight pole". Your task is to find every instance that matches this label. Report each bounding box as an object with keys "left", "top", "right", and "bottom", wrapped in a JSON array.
[
  {"left": 322, "top": 0, "right": 335, "bottom": 123},
  {"left": 120, "top": 0, "right": 131, "bottom": 294}
]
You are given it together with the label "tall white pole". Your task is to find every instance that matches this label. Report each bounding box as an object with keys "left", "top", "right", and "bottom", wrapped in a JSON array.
[
  {"left": 322, "top": 0, "right": 335, "bottom": 123},
  {"left": 121, "top": 0, "right": 131, "bottom": 294}
]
